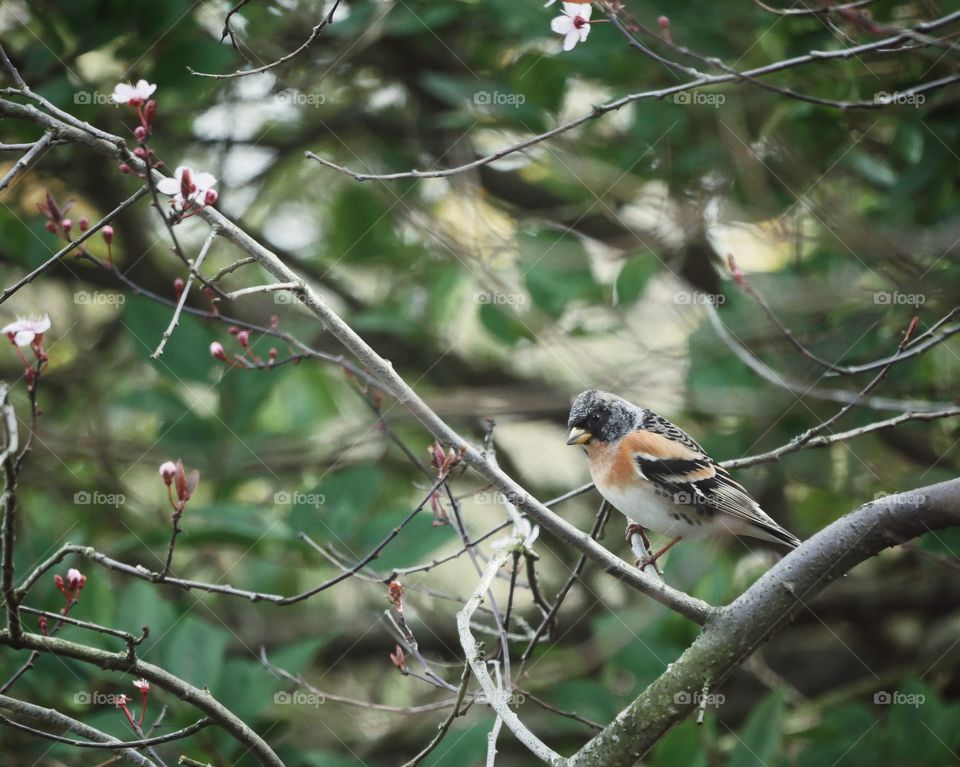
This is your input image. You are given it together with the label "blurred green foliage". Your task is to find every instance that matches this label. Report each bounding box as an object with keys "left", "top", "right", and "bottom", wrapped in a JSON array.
[{"left": 0, "top": 0, "right": 958, "bottom": 765}]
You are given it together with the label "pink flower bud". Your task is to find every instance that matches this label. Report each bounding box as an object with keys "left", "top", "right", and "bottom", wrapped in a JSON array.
[
  {"left": 204, "top": 189, "right": 218, "bottom": 206},
  {"left": 45, "top": 221, "right": 57, "bottom": 234},
  {"left": 66, "top": 568, "right": 85, "bottom": 590},
  {"left": 210, "top": 342, "right": 227, "bottom": 361},
  {"left": 133, "top": 147, "right": 148, "bottom": 159},
  {"left": 236, "top": 331, "right": 249, "bottom": 349},
  {"left": 174, "top": 278, "right": 185, "bottom": 299},
  {"left": 268, "top": 348, "right": 278, "bottom": 362},
  {"left": 228, "top": 326, "right": 239, "bottom": 336},
  {"left": 134, "top": 126, "right": 147, "bottom": 141},
  {"left": 62, "top": 218, "right": 72, "bottom": 236},
  {"left": 54, "top": 574, "right": 65, "bottom": 593},
  {"left": 102, "top": 226, "right": 114, "bottom": 244},
  {"left": 143, "top": 100, "right": 157, "bottom": 125},
  {"left": 159, "top": 460, "right": 177, "bottom": 485},
  {"left": 78, "top": 216, "right": 90, "bottom": 232},
  {"left": 658, "top": 15, "right": 670, "bottom": 28},
  {"left": 119, "top": 163, "right": 132, "bottom": 174}
]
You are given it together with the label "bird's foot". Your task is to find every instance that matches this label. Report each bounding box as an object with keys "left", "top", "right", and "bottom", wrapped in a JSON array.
[
  {"left": 624, "top": 523, "right": 651, "bottom": 549},
  {"left": 626, "top": 524, "right": 662, "bottom": 575},
  {"left": 635, "top": 536, "right": 684, "bottom": 575}
]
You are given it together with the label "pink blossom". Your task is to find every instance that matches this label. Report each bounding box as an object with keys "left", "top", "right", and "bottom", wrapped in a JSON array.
[
  {"left": 1, "top": 315, "right": 50, "bottom": 347},
  {"left": 551, "top": 3, "right": 593, "bottom": 51},
  {"left": 111, "top": 80, "right": 156, "bottom": 106},
  {"left": 209, "top": 342, "right": 227, "bottom": 361},
  {"left": 133, "top": 678, "right": 150, "bottom": 693},
  {"left": 156, "top": 166, "right": 217, "bottom": 211}
]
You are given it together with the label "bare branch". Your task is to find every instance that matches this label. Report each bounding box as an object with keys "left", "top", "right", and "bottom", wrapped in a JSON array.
[
  {"left": 151, "top": 225, "right": 220, "bottom": 359},
  {"left": 187, "top": 0, "right": 344, "bottom": 79},
  {"left": 0, "top": 693, "right": 158, "bottom": 767}
]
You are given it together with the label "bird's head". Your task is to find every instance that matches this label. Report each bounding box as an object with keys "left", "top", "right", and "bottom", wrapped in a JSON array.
[{"left": 566, "top": 390, "right": 637, "bottom": 446}]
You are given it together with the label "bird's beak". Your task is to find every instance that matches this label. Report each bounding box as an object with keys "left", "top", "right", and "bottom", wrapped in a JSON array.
[{"left": 566, "top": 427, "right": 593, "bottom": 446}]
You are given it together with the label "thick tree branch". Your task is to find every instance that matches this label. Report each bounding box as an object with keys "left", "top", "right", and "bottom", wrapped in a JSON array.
[
  {"left": 569, "top": 477, "right": 960, "bottom": 766},
  {"left": 0, "top": 632, "right": 285, "bottom": 767}
]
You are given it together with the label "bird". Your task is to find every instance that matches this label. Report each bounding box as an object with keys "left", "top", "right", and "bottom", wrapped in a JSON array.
[{"left": 566, "top": 389, "right": 800, "bottom": 569}]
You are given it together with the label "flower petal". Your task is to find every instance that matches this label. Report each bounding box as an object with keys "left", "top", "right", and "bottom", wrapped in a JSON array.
[
  {"left": 12, "top": 330, "right": 34, "bottom": 346},
  {"left": 580, "top": 23, "right": 591, "bottom": 41},
  {"left": 193, "top": 172, "right": 217, "bottom": 190},
  {"left": 562, "top": 2, "right": 582, "bottom": 16},
  {"left": 111, "top": 84, "right": 133, "bottom": 104},
  {"left": 579, "top": 3, "right": 592, "bottom": 21},
  {"left": 551, "top": 15, "right": 574, "bottom": 33},
  {"left": 155, "top": 178, "right": 180, "bottom": 195},
  {"left": 563, "top": 29, "right": 580, "bottom": 50}
]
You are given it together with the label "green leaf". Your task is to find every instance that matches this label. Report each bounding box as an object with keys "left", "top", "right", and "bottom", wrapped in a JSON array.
[
  {"left": 616, "top": 257, "right": 659, "bottom": 305},
  {"left": 161, "top": 616, "right": 231, "bottom": 689},
  {"left": 727, "top": 691, "right": 785, "bottom": 767},
  {"left": 478, "top": 302, "right": 534, "bottom": 345}
]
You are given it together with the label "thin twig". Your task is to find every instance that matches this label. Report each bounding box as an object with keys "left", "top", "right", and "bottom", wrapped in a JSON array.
[
  {"left": 401, "top": 661, "right": 471, "bottom": 767},
  {"left": 0, "top": 187, "right": 149, "bottom": 305},
  {"left": 188, "top": 0, "right": 344, "bottom": 79},
  {"left": 0, "top": 132, "right": 54, "bottom": 193},
  {"left": 151, "top": 225, "right": 220, "bottom": 358}
]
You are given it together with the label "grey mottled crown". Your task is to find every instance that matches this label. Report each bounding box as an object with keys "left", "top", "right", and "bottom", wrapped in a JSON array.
[{"left": 567, "top": 390, "right": 638, "bottom": 443}]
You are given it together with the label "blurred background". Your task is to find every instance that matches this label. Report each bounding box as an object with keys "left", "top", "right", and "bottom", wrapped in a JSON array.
[{"left": 0, "top": 0, "right": 958, "bottom": 764}]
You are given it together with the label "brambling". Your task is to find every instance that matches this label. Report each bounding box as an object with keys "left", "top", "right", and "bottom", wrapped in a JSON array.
[{"left": 567, "top": 390, "right": 800, "bottom": 569}]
